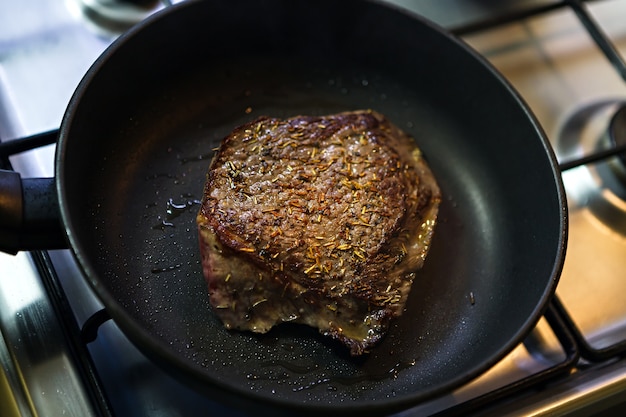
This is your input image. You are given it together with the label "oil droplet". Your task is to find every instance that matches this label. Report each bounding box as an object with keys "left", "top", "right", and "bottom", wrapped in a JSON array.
[
  {"left": 261, "top": 360, "right": 319, "bottom": 374},
  {"left": 166, "top": 198, "right": 200, "bottom": 221},
  {"left": 151, "top": 264, "right": 182, "bottom": 274},
  {"left": 292, "top": 377, "right": 332, "bottom": 392},
  {"left": 152, "top": 219, "right": 175, "bottom": 230},
  {"left": 287, "top": 359, "right": 417, "bottom": 392},
  {"left": 152, "top": 198, "right": 201, "bottom": 230},
  {"left": 145, "top": 172, "right": 176, "bottom": 181},
  {"left": 179, "top": 152, "right": 214, "bottom": 165}
]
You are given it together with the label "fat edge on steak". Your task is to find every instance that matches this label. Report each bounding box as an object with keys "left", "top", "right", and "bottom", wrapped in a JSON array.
[{"left": 196, "top": 110, "right": 441, "bottom": 355}]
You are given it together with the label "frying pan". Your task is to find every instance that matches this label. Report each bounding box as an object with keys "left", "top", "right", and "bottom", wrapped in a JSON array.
[{"left": 0, "top": 0, "right": 567, "bottom": 414}]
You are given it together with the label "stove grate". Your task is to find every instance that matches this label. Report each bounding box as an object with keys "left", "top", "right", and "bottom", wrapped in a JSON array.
[{"left": 2, "top": 0, "right": 626, "bottom": 414}]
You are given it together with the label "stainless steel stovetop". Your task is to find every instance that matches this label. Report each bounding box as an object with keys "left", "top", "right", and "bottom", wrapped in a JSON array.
[{"left": 1, "top": 1, "right": 626, "bottom": 416}]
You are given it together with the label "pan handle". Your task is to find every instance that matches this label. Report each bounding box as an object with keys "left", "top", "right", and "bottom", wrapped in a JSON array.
[{"left": 0, "top": 169, "right": 67, "bottom": 254}]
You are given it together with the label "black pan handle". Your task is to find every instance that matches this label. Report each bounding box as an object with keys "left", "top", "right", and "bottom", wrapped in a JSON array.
[{"left": 0, "top": 169, "right": 67, "bottom": 254}]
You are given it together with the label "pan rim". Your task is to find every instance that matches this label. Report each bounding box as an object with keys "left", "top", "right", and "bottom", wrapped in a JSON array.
[{"left": 55, "top": 0, "right": 568, "bottom": 414}]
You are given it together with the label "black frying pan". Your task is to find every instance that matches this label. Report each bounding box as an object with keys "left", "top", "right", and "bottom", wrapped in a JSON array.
[{"left": 0, "top": 0, "right": 567, "bottom": 415}]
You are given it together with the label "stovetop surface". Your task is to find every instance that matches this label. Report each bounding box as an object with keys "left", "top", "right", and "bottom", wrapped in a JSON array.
[{"left": 2, "top": 1, "right": 626, "bottom": 416}]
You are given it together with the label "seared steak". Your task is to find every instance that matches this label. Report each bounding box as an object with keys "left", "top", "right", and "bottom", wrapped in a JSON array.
[{"left": 196, "top": 110, "right": 440, "bottom": 355}]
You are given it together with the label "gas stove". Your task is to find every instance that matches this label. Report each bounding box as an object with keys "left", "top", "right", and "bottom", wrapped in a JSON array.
[{"left": 1, "top": 1, "right": 626, "bottom": 416}]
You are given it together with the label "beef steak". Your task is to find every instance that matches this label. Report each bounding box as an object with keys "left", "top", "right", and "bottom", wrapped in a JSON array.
[{"left": 196, "top": 110, "right": 440, "bottom": 355}]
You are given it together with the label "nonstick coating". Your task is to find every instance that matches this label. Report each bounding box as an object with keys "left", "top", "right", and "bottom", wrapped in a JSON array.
[{"left": 57, "top": 0, "right": 566, "bottom": 414}]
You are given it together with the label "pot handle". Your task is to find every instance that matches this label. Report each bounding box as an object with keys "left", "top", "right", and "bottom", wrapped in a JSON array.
[{"left": 0, "top": 169, "right": 67, "bottom": 254}]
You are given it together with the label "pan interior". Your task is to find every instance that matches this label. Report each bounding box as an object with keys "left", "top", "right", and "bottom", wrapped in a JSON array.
[{"left": 58, "top": 0, "right": 565, "bottom": 412}]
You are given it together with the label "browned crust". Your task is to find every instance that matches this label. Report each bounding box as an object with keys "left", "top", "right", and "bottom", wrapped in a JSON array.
[{"left": 197, "top": 110, "right": 441, "bottom": 355}]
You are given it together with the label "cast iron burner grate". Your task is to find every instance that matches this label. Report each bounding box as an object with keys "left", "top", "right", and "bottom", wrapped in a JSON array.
[{"left": 1, "top": 0, "right": 626, "bottom": 415}]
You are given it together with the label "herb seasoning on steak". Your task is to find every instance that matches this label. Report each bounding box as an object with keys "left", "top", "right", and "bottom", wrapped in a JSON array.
[{"left": 196, "top": 110, "right": 440, "bottom": 355}]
